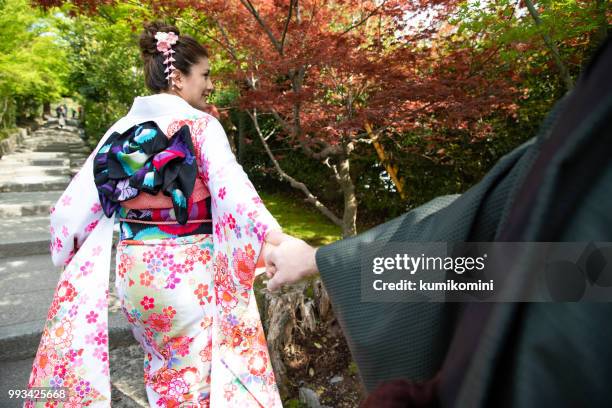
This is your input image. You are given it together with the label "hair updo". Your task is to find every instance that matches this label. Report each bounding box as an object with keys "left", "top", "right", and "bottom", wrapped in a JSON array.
[{"left": 139, "top": 21, "right": 209, "bottom": 93}]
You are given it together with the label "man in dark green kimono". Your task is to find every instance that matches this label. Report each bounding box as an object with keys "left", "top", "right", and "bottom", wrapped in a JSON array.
[{"left": 265, "top": 36, "right": 612, "bottom": 407}]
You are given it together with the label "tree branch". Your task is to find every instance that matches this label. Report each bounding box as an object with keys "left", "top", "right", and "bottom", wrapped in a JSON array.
[
  {"left": 247, "top": 109, "right": 343, "bottom": 226},
  {"left": 524, "top": 0, "right": 573, "bottom": 90},
  {"left": 280, "top": 0, "right": 297, "bottom": 54},
  {"left": 341, "top": 0, "right": 388, "bottom": 36},
  {"left": 240, "top": 0, "right": 283, "bottom": 54},
  {"left": 176, "top": 17, "right": 241, "bottom": 63}
]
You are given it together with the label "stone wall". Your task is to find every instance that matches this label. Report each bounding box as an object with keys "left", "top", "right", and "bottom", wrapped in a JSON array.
[{"left": 0, "top": 128, "right": 27, "bottom": 159}]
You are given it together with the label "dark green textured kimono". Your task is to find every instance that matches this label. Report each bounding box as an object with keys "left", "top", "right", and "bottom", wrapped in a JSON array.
[{"left": 316, "top": 37, "right": 612, "bottom": 407}]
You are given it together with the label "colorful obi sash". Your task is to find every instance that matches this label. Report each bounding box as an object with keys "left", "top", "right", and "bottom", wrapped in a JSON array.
[
  {"left": 93, "top": 120, "right": 198, "bottom": 225},
  {"left": 117, "top": 195, "right": 212, "bottom": 240}
]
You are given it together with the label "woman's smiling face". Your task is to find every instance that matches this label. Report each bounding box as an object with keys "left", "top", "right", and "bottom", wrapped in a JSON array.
[{"left": 172, "top": 56, "right": 214, "bottom": 111}]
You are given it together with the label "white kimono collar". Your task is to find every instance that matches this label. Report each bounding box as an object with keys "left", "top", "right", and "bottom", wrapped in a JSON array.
[{"left": 126, "top": 93, "right": 197, "bottom": 119}]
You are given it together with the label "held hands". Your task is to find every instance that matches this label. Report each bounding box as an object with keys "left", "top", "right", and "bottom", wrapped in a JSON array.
[{"left": 261, "top": 230, "right": 319, "bottom": 292}]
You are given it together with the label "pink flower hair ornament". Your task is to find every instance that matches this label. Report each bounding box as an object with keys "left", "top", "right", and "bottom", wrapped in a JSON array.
[{"left": 155, "top": 31, "right": 179, "bottom": 83}]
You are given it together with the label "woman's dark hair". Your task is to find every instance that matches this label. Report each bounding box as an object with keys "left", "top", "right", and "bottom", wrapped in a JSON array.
[{"left": 139, "top": 21, "right": 209, "bottom": 92}]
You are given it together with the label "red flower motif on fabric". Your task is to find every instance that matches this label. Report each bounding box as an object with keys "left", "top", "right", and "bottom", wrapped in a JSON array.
[
  {"left": 85, "top": 220, "right": 98, "bottom": 233},
  {"left": 140, "top": 296, "right": 155, "bottom": 310},
  {"left": 57, "top": 280, "right": 77, "bottom": 303},
  {"left": 185, "top": 245, "right": 199, "bottom": 259},
  {"left": 90, "top": 203, "right": 102, "bottom": 213},
  {"left": 214, "top": 257, "right": 235, "bottom": 293},
  {"left": 47, "top": 298, "right": 60, "bottom": 320},
  {"left": 226, "top": 213, "right": 236, "bottom": 230},
  {"left": 142, "top": 250, "right": 154, "bottom": 263},
  {"left": 140, "top": 271, "right": 153, "bottom": 286},
  {"left": 163, "top": 306, "right": 176, "bottom": 318},
  {"left": 167, "top": 119, "right": 193, "bottom": 139},
  {"left": 118, "top": 253, "right": 132, "bottom": 279},
  {"left": 79, "top": 261, "right": 93, "bottom": 277},
  {"left": 94, "top": 330, "right": 108, "bottom": 346},
  {"left": 194, "top": 283, "right": 212, "bottom": 305},
  {"left": 147, "top": 312, "right": 172, "bottom": 333},
  {"left": 148, "top": 367, "right": 184, "bottom": 402},
  {"left": 93, "top": 346, "right": 108, "bottom": 362},
  {"left": 85, "top": 310, "right": 98, "bottom": 324},
  {"left": 233, "top": 245, "right": 256, "bottom": 289},
  {"left": 231, "top": 330, "right": 244, "bottom": 348},
  {"left": 218, "top": 289, "right": 238, "bottom": 310},
  {"left": 198, "top": 248, "right": 211, "bottom": 264},
  {"left": 248, "top": 350, "right": 268, "bottom": 376},
  {"left": 199, "top": 338, "right": 212, "bottom": 362},
  {"left": 165, "top": 336, "right": 194, "bottom": 358},
  {"left": 53, "top": 237, "right": 63, "bottom": 253}
]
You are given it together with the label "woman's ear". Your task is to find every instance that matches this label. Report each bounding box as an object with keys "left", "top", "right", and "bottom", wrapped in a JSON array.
[{"left": 172, "top": 71, "right": 184, "bottom": 90}]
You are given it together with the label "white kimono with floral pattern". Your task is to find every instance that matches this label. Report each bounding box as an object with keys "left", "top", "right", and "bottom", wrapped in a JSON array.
[{"left": 24, "top": 93, "right": 284, "bottom": 407}]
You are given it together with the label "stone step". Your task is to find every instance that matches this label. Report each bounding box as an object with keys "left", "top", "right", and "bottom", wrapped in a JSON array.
[
  {"left": 0, "top": 153, "right": 72, "bottom": 192},
  {"left": 31, "top": 146, "right": 87, "bottom": 154},
  {"left": 0, "top": 216, "right": 120, "bottom": 258},
  {"left": 110, "top": 344, "right": 149, "bottom": 407},
  {"left": 0, "top": 216, "right": 51, "bottom": 257},
  {"left": 0, "top": 247, "right": 135, "bottom": 362},
  {"left": 0, "top": 151, "right": 70, "bottom": 163},
  {"left": 0, "top": 165, "right": 69, "bottom": 177},
  {"left": 24, "top": 135, "right": 83, "bottom": 141},
  {"left": 0, "top": 190, "right": 63, "bottom": 218},
  {"left": 0, "top": 347, "right": 147, "bottom": 408},
  {"left": 24, "top": 143, "right": 85, "bottom": 151},
  {"left": 0, "top": 357, "right": 37, "bottom": 407},
  {"left": 23, "top": 137, "right": 83, "bottom": 143},
  {"left": 0, "top": 178, "right": 70, "bottom": 193}
]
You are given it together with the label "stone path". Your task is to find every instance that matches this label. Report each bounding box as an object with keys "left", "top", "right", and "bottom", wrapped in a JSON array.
[{"left": 0, "top": 121, "right": 147, "bottom": 407}]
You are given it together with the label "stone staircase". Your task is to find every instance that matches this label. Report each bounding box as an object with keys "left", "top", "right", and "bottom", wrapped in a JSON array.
[{"left": 0, "top": 121, "right": 147, "bottom": 407}]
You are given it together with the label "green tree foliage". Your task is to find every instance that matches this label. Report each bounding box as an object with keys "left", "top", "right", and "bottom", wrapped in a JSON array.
[
  {"left": 0, "top": 0, "right": 68, "bottom": 129},
  {"left": 52, "top": 3, "right": 149, "bottom": 147}
]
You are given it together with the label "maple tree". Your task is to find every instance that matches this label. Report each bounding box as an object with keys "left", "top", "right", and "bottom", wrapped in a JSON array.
[
  {"left": 186, "top": 0, "right": 521, "bottom": 237},
  {"left": 36, "top": 0, "right": 521, "bottom": 237}
]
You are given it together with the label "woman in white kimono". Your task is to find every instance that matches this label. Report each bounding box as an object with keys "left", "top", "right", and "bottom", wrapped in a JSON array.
[{"left": 25, "top": 21, "right": 284, "bottom": 407}]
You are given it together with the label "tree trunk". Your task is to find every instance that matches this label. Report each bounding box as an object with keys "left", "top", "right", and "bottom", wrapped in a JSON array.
[
  {"left": 43, "top": 101, "right": 51, "bottom": 119},
  {"left": 0, "top": 96, "right": 8, "bottom": 128},
  {"left": 264, "top": 280, "right": 317, "bottom": 397},
  {"left": 337, "top": 156, "right": 358, "bottom": 237},
  {"left": 524, "top": 0, "right": 574, "bottom": 90}
]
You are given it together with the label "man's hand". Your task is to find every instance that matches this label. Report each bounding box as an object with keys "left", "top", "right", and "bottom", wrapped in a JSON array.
[{"left": 263, "top": 230, "right": 319, "bottom": 291}]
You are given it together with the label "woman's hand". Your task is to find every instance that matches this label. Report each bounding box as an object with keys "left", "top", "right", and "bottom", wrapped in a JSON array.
[
  {"left": 256, "top": 229, "right": 283, "bottom": 269},
  {"left": 256, "top": 240, "right": 276, "bottom": 269},
  {"left": 262, "top": 230, "right": 319, "bottom": 291}
]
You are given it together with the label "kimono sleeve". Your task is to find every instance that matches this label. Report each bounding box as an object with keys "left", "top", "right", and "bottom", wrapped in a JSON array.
[
  {"left": 49, "top": 141, "right": 108, "bottom": 267},
  {"left": 194, "top": 115, "right": 282, "bottom": 284}
]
